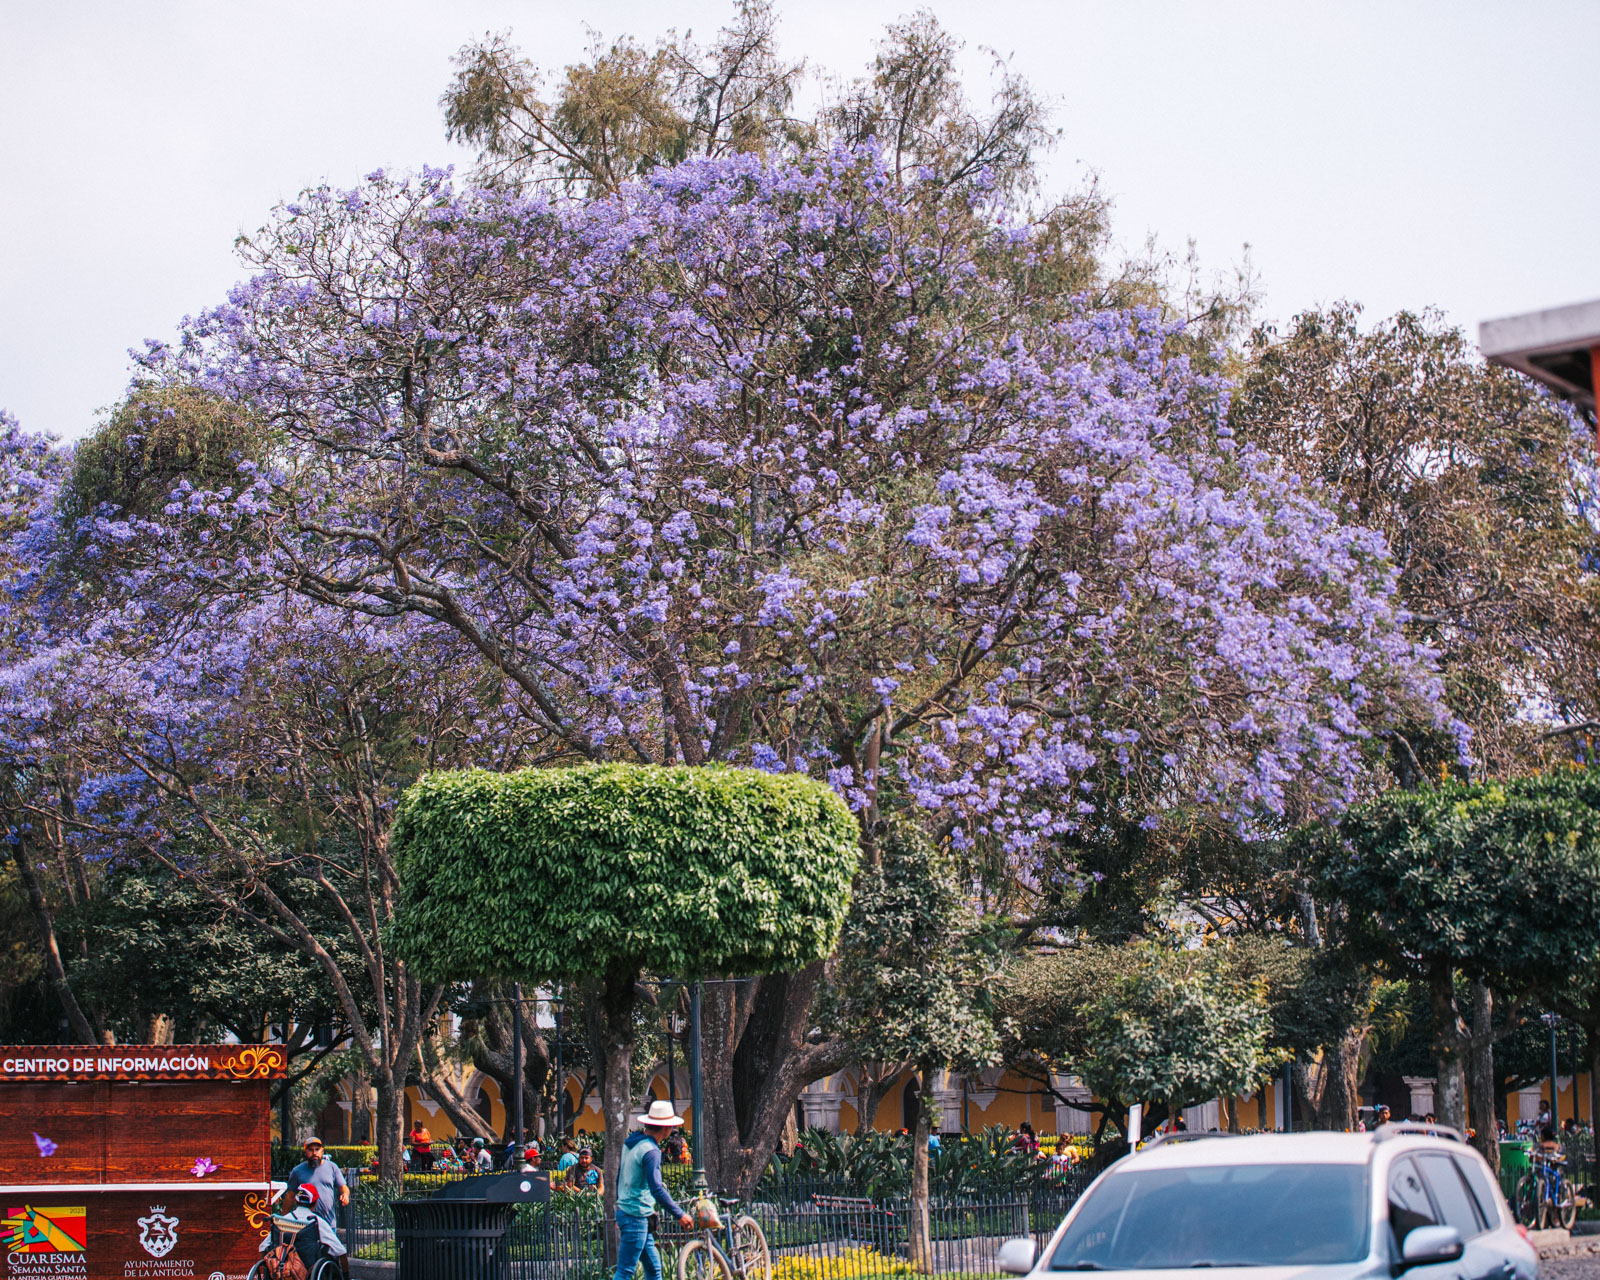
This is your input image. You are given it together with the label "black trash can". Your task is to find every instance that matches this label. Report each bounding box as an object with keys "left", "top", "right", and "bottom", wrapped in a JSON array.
[
  {"left": 393, "top": 1199, "right": 514, "bottom": 1280},
  {"left": 393, "top": 1171, "right": 549, "bottom": 1280}
]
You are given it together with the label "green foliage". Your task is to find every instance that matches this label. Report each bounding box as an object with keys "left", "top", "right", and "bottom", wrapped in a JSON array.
[
  {"left": 820, "top": 821, "right": 1000, "bottom": 1074},
  {"left": 61, "top": 386, "right": 262, "bottom": 529},
  {"left": 0, "top": 862, "right": 52, "bottom": 1043},
  {"left": 62, "top": 866, "right": 348, "bottom": 1043},
  {"left": 768, "top": 1125, "right": 1044, "bottom": 1197},
  {"left": 391, "top": 763, "right": 858, "bottom": 982},
  {"left": 1311, "top": 768, "right": 1600, "bottom": 992},
  {"left": 1078, "top": 936, "right": 1277, "bottom": 1113}
]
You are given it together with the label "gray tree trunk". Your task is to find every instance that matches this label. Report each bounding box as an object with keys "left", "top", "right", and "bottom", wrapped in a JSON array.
[
  {"left": 1467, "top": 983, "right": 1499, "bottom": 1170},
  {"left": 1429, "top": 965, "right": 1469, "bottom": 1132},
  {"left": 909, "top": 1065, "right": 934, "bottom": 1274},
  {"left": 599, "top": 959, "right": 639, "bottom": 1265}
]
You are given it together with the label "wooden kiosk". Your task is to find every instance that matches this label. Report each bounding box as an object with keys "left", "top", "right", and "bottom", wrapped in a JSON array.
[{"left": 0, "top": 1045, "right": 286, "bottom": 1280}]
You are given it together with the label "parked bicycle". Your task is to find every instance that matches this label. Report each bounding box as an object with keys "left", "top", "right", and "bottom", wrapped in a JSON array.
[
  {"left": 1515, "top": 1150, "right": 1577, "bottom": 1230},
  {"left": 675, "top": 1197, "right": 771, "bottom": 1280}
]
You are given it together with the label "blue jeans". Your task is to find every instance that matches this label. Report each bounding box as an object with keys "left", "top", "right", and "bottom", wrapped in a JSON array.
[{"left": 613, "top": 1213, "right": 661, "bottom": 1280}]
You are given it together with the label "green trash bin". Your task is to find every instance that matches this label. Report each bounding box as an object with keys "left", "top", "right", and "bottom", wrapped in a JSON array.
[{"left": 1500, "top": 1140, "right": 1530, "bottom": 1208}]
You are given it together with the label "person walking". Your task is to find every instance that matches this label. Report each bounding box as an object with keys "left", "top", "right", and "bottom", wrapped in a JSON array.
[
  {"left": 613, "top": 1101, "right": 693, "bottom": 1280},
  {"left": 282, "top": 1137, "right": 350, "bottom": 1227}
]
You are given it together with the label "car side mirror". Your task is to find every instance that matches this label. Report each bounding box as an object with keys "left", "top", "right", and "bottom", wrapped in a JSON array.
[
  {"left": 1398, "top": 1226, "right": 1464, "bottom": 1271},
  {"left": 998, "top": 1239, "right": 1037, "bottom": 1275}
]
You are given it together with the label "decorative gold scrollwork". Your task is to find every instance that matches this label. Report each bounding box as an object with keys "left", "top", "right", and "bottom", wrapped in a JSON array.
[
  {"left": 243, "top": 1191, "right": 273, "bottom": 1237},
  {"left": 221, "top": 1045, "right": 286, "bottom": 1080}
]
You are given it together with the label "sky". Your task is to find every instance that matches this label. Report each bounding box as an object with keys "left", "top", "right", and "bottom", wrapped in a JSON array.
[{"left": 3, "top": 0, "right": 1597, "bottom": 443}]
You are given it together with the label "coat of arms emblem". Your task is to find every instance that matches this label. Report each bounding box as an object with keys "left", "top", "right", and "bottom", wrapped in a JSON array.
[{"left": 138, "top": 1205, "right": 179, "bottom": 1258}]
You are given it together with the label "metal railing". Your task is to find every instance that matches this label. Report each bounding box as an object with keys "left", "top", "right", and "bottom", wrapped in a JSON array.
[{"left": 340, "top": 1168, "right": 1097, "bottom": 1276}]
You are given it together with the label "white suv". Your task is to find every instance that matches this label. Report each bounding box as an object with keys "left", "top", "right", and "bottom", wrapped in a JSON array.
[{"left": 999, "top": 1128, "right": 1537, "bottom": 1280}]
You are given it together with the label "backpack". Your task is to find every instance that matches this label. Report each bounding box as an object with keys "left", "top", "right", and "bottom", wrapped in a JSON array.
[{"left": 260, "top": 1241, "right": 309, "bottom": 1280}]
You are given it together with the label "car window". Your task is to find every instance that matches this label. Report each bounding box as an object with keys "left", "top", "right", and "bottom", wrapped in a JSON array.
[
  {"left": 1417, "top": 1153, "right": 1486, "bottom": 1238},
  {"left": 1451, "top": 1155, "right": 1504, "bottom": 1229},
  {"left": 1389, "top": 1156, "right": 1439, "bottom": 1249},
  {"left": 1047, "top": 1163, "right": 1370, "bottom": 1269}
]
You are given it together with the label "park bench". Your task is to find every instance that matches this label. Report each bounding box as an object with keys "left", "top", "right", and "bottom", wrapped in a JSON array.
[{"left": 811, "top": 1194, "right": 902, "bottom": 1254}]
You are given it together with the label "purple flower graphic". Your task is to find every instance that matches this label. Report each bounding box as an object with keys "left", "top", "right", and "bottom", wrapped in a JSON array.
[
  {"left": 190, "top": 1156, "right": 218, "bottom": 1177},
  {"left": 32, "top": 1133, "right": 56, "bottom": 1158}
]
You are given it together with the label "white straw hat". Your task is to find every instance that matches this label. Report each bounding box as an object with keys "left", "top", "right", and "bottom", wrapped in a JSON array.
[{"left": 635, "top": 1099, "right": 686, "bottom": 1127}]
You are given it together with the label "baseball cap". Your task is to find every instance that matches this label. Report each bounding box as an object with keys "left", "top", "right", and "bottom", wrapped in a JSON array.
[{"left": 296, "top": 1185, "right": 317, "bottom": 1206}]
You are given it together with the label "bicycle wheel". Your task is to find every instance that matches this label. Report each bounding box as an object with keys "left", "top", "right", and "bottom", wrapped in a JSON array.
[
  {"left": 1556, "top": 1178, "right": 1578, "bottom": 1230},
  {"left": 731, "top": 1216, "right": 771, "bottom": 1280},
  {"left": 678, "top": 1238, "right": 734, "bottom": 1280},
  {"left": 1514, "top": 1174, "right": 1537, "bottom": 1226},
  {"left": 1537, "top": 1177, "right": 1555, "bottom": 1231}
]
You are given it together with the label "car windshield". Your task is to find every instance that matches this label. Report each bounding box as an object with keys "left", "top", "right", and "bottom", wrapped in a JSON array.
[{"left": 1048, "top": 1162, "right": 1371, "bottom": 1270}]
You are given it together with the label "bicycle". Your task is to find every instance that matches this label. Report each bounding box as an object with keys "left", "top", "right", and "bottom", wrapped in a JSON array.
[
  {"left": 1515, "top": 1149, "right": 1577, "bottom": 1230},
  {"left": 675, "top": 1196, "right": 771, "bottom": 1280}
]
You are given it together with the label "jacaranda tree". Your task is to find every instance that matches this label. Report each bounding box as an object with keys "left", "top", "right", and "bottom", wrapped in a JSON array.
[
  {"left": 35, "top": 139, "right": 1450, "bottom": 1189},
  {"left": 390, "top": 762, "right": 858, "bottom": 1224}
]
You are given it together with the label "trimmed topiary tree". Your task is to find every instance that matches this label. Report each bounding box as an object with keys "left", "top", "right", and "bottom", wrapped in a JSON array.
[{"left": 390, "top": 763, "right": 858, "bottom": 1220}]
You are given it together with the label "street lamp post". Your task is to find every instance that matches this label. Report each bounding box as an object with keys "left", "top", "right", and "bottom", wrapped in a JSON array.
[
  {"left": 554, "top": 987, "right": 565, "bottom": 1137},
  {"left": 1543, "top": 1012, "right": 1561, "bottom": 1132},
  {"left": 690, "top": 979, "right": 708, "bottom": 1194},
  {"left": 512, "top": 982, "right": 526, "bottom": 1150}
]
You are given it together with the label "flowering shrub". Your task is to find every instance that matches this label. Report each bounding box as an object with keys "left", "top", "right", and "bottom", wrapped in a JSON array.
[{"left": 772, "top": 1247, "right": 914, "bottom": 1280}]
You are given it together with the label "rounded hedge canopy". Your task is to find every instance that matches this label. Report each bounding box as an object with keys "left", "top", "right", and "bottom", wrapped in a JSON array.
[{"left": 390, "top": 763, "right": 860, "bottom": 983}]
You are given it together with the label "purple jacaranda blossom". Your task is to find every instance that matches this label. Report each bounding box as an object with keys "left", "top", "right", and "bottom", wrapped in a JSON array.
[{"left": 8, "top": 144, "right": 1456, "bottom": 903}]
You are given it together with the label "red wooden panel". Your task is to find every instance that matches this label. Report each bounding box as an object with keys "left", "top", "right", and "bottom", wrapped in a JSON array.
[
  {"left": 0, "top": 1188, "right": 272, "bottom": 1280},
  {"left": 0, "top": 1083, "right": 107, "bottom": 1186},
  {"left": 105, "top": 1082, "right": 270, "bottom": 1184},
  {"left": 0, "top": 1081, "right": 270, "bottom": 1185}
]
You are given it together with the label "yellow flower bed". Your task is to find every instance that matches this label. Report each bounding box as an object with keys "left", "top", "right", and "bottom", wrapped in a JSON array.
[{"left": 773, "top": 1247, "right": 915, "bottom": 1280}]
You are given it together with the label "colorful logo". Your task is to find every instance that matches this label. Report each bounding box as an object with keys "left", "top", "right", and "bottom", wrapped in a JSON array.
[
  {"left": 1, "top": 1205, "right": 87, "bottom": 1253},
  {"left": 137, "top": 1205, "right": 178, "bottom": 1258}
]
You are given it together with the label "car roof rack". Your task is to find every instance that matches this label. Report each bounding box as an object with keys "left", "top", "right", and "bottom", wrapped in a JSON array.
[
  {"left": 1373, "top": 1121, "right": 1466, "bottom": 1143},
  {"left": 1139, "top": 1131, "right": 1243, "bottom": 1149}
]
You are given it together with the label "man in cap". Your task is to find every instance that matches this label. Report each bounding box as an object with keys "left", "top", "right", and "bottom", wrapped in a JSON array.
[
  {"left": 472, "top": 1137, "right": 494, "bottom": 1172},
  {"left": 613, "top": 1101, "right": 693, "bottom": 1280},
  {"left": 282, "top": 1137, "right": 349, "bottom": 1228}
]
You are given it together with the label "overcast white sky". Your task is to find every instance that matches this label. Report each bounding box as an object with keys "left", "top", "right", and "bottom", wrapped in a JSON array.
[{"left": 3, "top": 0, "right": 1596, "bottom": 442}]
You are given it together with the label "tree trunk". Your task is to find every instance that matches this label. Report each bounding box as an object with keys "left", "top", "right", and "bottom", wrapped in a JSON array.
[
  {"left": 1466, "top": 983, "right": 1498, "bottom": 1170},
  {"left": 699, "top": 964, "right": 849, "bottom": 1196},
  {"left": 374, "top": 1072, "right": 405, "bottom": 1188},
  {"left": 1428, "top": 965, "right": 1468, "bottom": 1132},
  {"left": 1257, "top": 1087, "right": 1268, "bottom": 1131},
  {"left": 6, "top": 827, "right": 98, "bottom": 1044},
  {"left": 600, "top": 960, "right": 640, "bottom": 1264},
  {"left": 1590, "top": 1027, "right": 1600, "bottom": 1152},
  {"left": 1316, "top": 1032, "right": 1362, "bottom": 1131},
  {"left": 1222, "top": 1094, "right": 1239, "bottom": 1134},
  {"left": 909, "top": 1064, "right": 934, "bottom": 1275},
  {"left": 854, "top": 1061, "right": 906, "bottom": 1136},
  {"left": 424, "top": 1063, "right": 498, "bottom": 1141}
]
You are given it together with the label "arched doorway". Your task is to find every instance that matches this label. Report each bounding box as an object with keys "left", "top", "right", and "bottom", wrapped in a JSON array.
[{"left": 901, "top": 1073, "right": 921, "bottom": 1132}]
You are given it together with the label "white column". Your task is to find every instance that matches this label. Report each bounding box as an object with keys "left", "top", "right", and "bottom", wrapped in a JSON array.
[
  {"left": 801, "top": 1075, "right": 845, "bottom": 1133},
  {"left": 1182, "top": 1101, "right": 1220, "bottom": 1132},
  {"left": 1050, "top": 1073, "right": 1094, "bottom": 1135},
  {"left": 1402, "top": 1077, "right": 1436, "bottom": 1118},
  {"left": 928, "top": 1069, "right": 963, "bottom": 1134}
]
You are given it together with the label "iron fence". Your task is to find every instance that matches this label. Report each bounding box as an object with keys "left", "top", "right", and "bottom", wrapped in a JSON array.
[{"left": 339, "top": 1167, "right": 1097, "bottom": 1277}]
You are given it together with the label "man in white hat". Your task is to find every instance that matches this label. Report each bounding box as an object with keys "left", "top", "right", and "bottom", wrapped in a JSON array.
[{"left": 613, "top": 1100, "right": 693, "bottom": 1280}]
